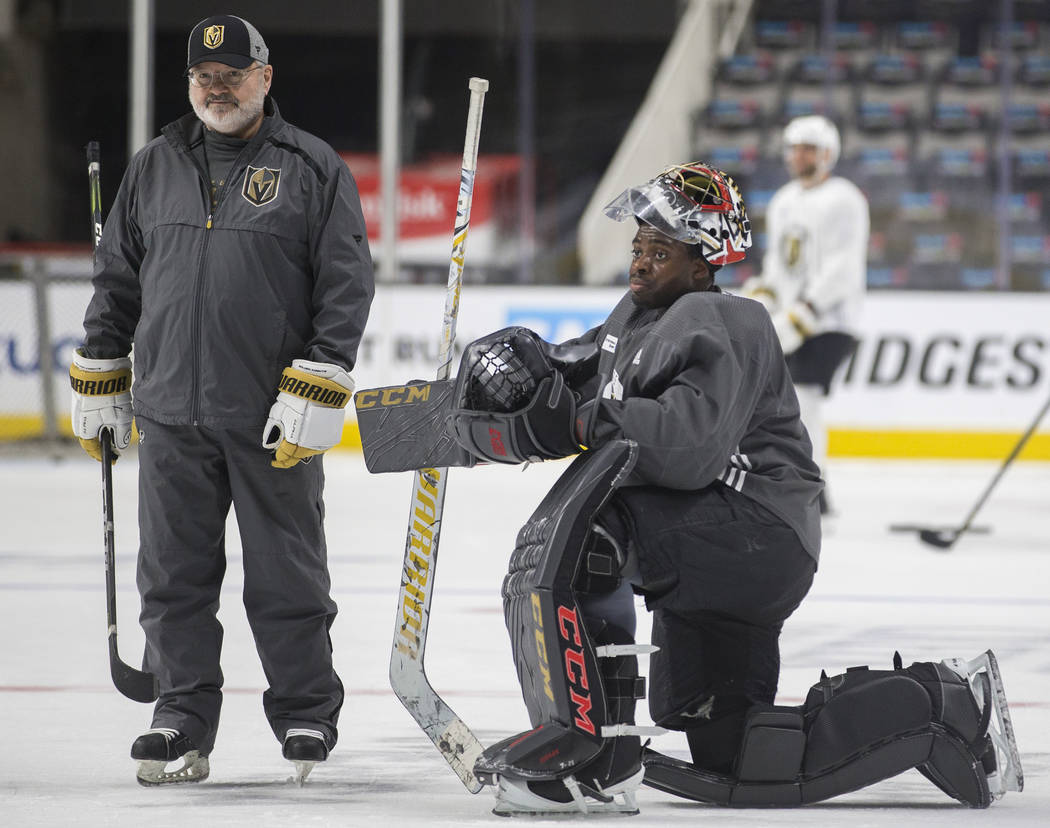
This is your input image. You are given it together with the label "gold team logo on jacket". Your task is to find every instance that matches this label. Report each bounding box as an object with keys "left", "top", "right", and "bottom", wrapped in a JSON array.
[
  {"left": 203, "top": 25, "right": 224, "bottom": 49},
  {"left": 242, "top": 166, "right": 281, "bottom": 206}
]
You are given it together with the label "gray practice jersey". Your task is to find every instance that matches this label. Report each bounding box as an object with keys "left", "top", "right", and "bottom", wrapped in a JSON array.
[{"left": 568, "top": 288, "right": 823, "bottom": 562}]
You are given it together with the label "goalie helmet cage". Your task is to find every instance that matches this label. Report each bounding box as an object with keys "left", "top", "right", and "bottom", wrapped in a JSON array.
[{"left": 387, "top": 78, "right": 489, "bottom": 793}]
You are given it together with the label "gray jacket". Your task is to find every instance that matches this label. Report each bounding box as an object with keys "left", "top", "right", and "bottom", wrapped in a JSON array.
[
  {"left": 572, "top": 289, "right": 823, "bottom": 562},
  {"left": 82, "top": 98, "right": 374, "bottom": 428}
]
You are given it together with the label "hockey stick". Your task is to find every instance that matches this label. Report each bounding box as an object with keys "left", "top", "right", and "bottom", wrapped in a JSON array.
[
  {"left": 87, "top": 141, "right": 159, "bottom": 703},
  {"left": 890, "top": 391, "right": 1050, "bottom": 550},
  {"left": 388, "top": 78, "right": 489, "bottom": 793}
]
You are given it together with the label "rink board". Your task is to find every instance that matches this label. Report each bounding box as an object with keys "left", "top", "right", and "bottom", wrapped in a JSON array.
[{"left": 3, "top": 282, "right": 1050, "bottom": 458}]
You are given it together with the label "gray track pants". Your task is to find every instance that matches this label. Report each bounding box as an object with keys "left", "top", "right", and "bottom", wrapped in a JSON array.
[{"left": 135, "top": 416, "right": 343, "bottom": 755}]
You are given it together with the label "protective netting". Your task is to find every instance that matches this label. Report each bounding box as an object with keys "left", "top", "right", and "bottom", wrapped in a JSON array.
[{"left": 463, "top": 338, "right": 538, "bottom": 413}]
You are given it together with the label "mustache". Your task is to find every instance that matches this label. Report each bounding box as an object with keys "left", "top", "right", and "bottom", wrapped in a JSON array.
[{"left": 206, "top": 95, "right": 237, "bottom": 106}]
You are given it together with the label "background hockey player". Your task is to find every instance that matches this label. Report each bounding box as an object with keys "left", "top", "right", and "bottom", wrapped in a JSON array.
[
  {"left": 445, "top": 163, "right": 1020, "bottom": 814},
  {"left": 70, "top": 14, "right": 374, "bottom": 785},
  {"left": 741, "top": 115, "right": 869, "bottom": 514}
]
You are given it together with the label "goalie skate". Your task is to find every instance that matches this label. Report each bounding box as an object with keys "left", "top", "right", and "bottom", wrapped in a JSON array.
[
  {"left": 941, "top": 650, "right": 1024, "bottom": 800},
  {"left": 131, "top": 728, "right": 209, "bottom": 786},
  {"left": 492, "top": 767, "right": 644, "bottom": 817}
]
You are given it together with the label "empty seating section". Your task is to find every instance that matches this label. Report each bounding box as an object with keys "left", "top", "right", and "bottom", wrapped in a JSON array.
[{"left": 693, "top": 5, "right": 1050, "bottom": 290}]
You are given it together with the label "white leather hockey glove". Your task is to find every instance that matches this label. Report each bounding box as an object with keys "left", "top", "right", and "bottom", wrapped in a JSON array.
[
  {"left": 772, "top": 301, "right": 819, "bottom": 356},
  {"left": 739, "top": 276, "right": 778, "bottom": 313},
  {"left": 263, "top": 359, "right": 355, "bottom": 469},
  {"left": 69, "top": 349, "right": 133, "bottom": 462}
]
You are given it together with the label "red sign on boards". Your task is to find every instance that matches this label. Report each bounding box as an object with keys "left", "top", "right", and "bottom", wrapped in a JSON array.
[{"left": 340, "top": 153, "right": 521, "bottom": 241}]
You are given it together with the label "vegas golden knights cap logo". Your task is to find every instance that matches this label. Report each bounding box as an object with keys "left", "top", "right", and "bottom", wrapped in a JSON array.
[
  {"left": 203, "top": 25, "right": 224, "bottom": 49},
  {"left": 242, "top": 166, "right": 281, "bottom": 206}
]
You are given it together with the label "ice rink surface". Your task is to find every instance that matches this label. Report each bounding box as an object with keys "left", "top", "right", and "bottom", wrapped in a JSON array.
[{"left": 1, "top": 449, "right": 1047, "bottom": 827}]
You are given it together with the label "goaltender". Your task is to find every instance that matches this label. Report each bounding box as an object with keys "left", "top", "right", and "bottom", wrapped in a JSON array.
[{"left": 432, "top": 163, "right": 1022, "bottom": 815}]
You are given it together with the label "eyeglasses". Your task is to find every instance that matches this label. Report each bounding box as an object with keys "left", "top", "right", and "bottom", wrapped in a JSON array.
[{"left": 186, "top": 65, "right": 262, "bottom": 89}]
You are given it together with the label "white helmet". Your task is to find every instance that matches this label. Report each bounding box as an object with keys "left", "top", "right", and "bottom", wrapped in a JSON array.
[
  {"left": 783, "top": 115, "right": 841, "bottom": 171},
  {"left": 603, "top": 162, "right": 752, "bottom": 266}
]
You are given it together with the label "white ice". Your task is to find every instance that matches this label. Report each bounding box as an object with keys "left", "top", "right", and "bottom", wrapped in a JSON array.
[{"left": 1, "top": 450, "right": 1047, "bottom": 827}]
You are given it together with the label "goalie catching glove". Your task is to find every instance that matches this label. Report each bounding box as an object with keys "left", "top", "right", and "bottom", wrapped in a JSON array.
[
  {"left": 447, "top": 327, "right": 582, "bottom": 465},
  {"left": 263, "top": 359, "right": 355, "bottom": 469},
  {"left": 69, "top": 350, "right": 133, "bottom": 462}
]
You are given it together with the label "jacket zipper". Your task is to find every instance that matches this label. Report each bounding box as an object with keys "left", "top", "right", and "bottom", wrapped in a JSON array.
[
  {"left": 188, "top": 139, "right": 266, "bottom": 424},
  {"left": 189, "top": 210, "right": 213, "bottom": 425}
]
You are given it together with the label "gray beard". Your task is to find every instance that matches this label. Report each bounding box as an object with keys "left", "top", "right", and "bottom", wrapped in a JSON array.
[{"left": 190, "top": 85, "right": 265, "bottom": 136}]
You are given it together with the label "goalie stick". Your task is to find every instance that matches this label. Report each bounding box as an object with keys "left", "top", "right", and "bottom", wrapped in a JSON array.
[
  {"left": 87, "top": 141, "right": 159, "bottom": 704},
  {"left": 388, "top": 78, "right": 488, "bottom": 793}
]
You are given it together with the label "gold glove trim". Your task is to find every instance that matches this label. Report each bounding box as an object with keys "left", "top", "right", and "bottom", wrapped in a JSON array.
[
  {"left": 278, "top": 367, "right": 350, "bottom": 408},
  {"left": 271, "top": 439, "right": 323, "bottom": 469},
  {"left": 69, "top": 364, "right": 131, "bottom": 396},
  {"left": 788, "top": 312, "right": 814, "bottom": 339}
]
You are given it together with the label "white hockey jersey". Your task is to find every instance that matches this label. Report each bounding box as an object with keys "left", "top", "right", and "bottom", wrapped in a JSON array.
[{"left": 743, "top": 176, "right": 869, "bottom": 353}]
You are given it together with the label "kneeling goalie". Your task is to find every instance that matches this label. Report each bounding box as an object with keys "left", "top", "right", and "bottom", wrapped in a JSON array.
[{"left": 368, "top": 163, "right": 1024, "bottom": 815}]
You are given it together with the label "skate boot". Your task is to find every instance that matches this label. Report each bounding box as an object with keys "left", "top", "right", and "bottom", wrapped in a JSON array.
[
  {"left": 491, "top": 738, "right": 646, "bottom": 816},
  {"left": 483, "top": 627, "right": 655, "bottom": 816},
  {"left": 283, "top": 728, "right": 329, "bottom": 785},
  {"left": 936, "top": 650, "right": 1024, "bottom": 802},
  {"left": 131, "top": 728, "right": 209, "bottom": 786}
]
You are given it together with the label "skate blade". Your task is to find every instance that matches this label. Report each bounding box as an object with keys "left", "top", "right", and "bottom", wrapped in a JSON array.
[
  {"left": 942, "top": 650, "right": 1024, "bottom": 798},
  {"left": 136, "top": 751, "right": 210, "bottom": 786},
  {"left": 289, "top": 760, "right": 316, "bottom": 786},
  {"left": 492, "top": 769, "right": 642, "bottom": 817},
  {"left": 492, "top": 802, "right": 639, "bottom": 818}
]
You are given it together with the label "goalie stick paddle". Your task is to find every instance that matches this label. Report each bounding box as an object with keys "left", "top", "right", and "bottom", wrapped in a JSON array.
[
  {"left": 388, "top": 78, "right": 488, "bottom": 793},
  {"left": 88, "top": 141, "right": 159, "bottom": 703},
  {"left": 890, "top": 390, "right": 1050, "bottom": 550}
]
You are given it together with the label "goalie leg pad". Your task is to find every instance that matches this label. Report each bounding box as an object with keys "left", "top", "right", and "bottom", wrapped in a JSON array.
[
  {"left": 475, "top": 441, "right": 650, "bottom": 813},
  {"left": 642, "top": 653, "right": 1014, "bottom": 808}
]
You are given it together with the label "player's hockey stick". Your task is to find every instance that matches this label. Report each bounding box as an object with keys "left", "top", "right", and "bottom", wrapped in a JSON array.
[
  {"left": 388, "top": 78, "right": 488, "bottom": 792},
  {"left": 890, "top": 391, "right": 1050, "bottom": 550},
  {"left": 87, "top": 141, "right": 159, "bottom": 703}
]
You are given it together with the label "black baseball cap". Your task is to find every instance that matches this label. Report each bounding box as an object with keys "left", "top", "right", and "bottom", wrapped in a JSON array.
[{"left": 187, "top": 15, "right": 269, "bottom": 70}]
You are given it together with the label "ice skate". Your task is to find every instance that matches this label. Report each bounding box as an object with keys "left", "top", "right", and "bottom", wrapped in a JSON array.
[
  {"left": 131, "top": 728, "right": 209, "bottom": 786},
  {"left": 283, "top": 728, "right": 329, "bottom": 785},
  {"left": 941, "top": 650, "right": 1024, "bottom": 800},
  {"left": 491, "top": 767, "right": 644, "bottom": 817}
]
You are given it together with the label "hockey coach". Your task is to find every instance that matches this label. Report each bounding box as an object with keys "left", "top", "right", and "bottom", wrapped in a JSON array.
[{"left": 70, "top": 14, "right": 374, "bottom": 786}]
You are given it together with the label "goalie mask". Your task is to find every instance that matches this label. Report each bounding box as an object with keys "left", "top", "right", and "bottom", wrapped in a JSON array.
[{"left": 603, "top": 162, "right": 752, "bottom": 266}]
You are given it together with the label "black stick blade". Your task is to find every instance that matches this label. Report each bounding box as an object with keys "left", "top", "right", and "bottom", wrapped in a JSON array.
[
  {"left": 918, "top": 529, "right": 958, "bottom": 550},
  {"left": 110, "top": 639, "right": 159, "bottom": 703}
]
